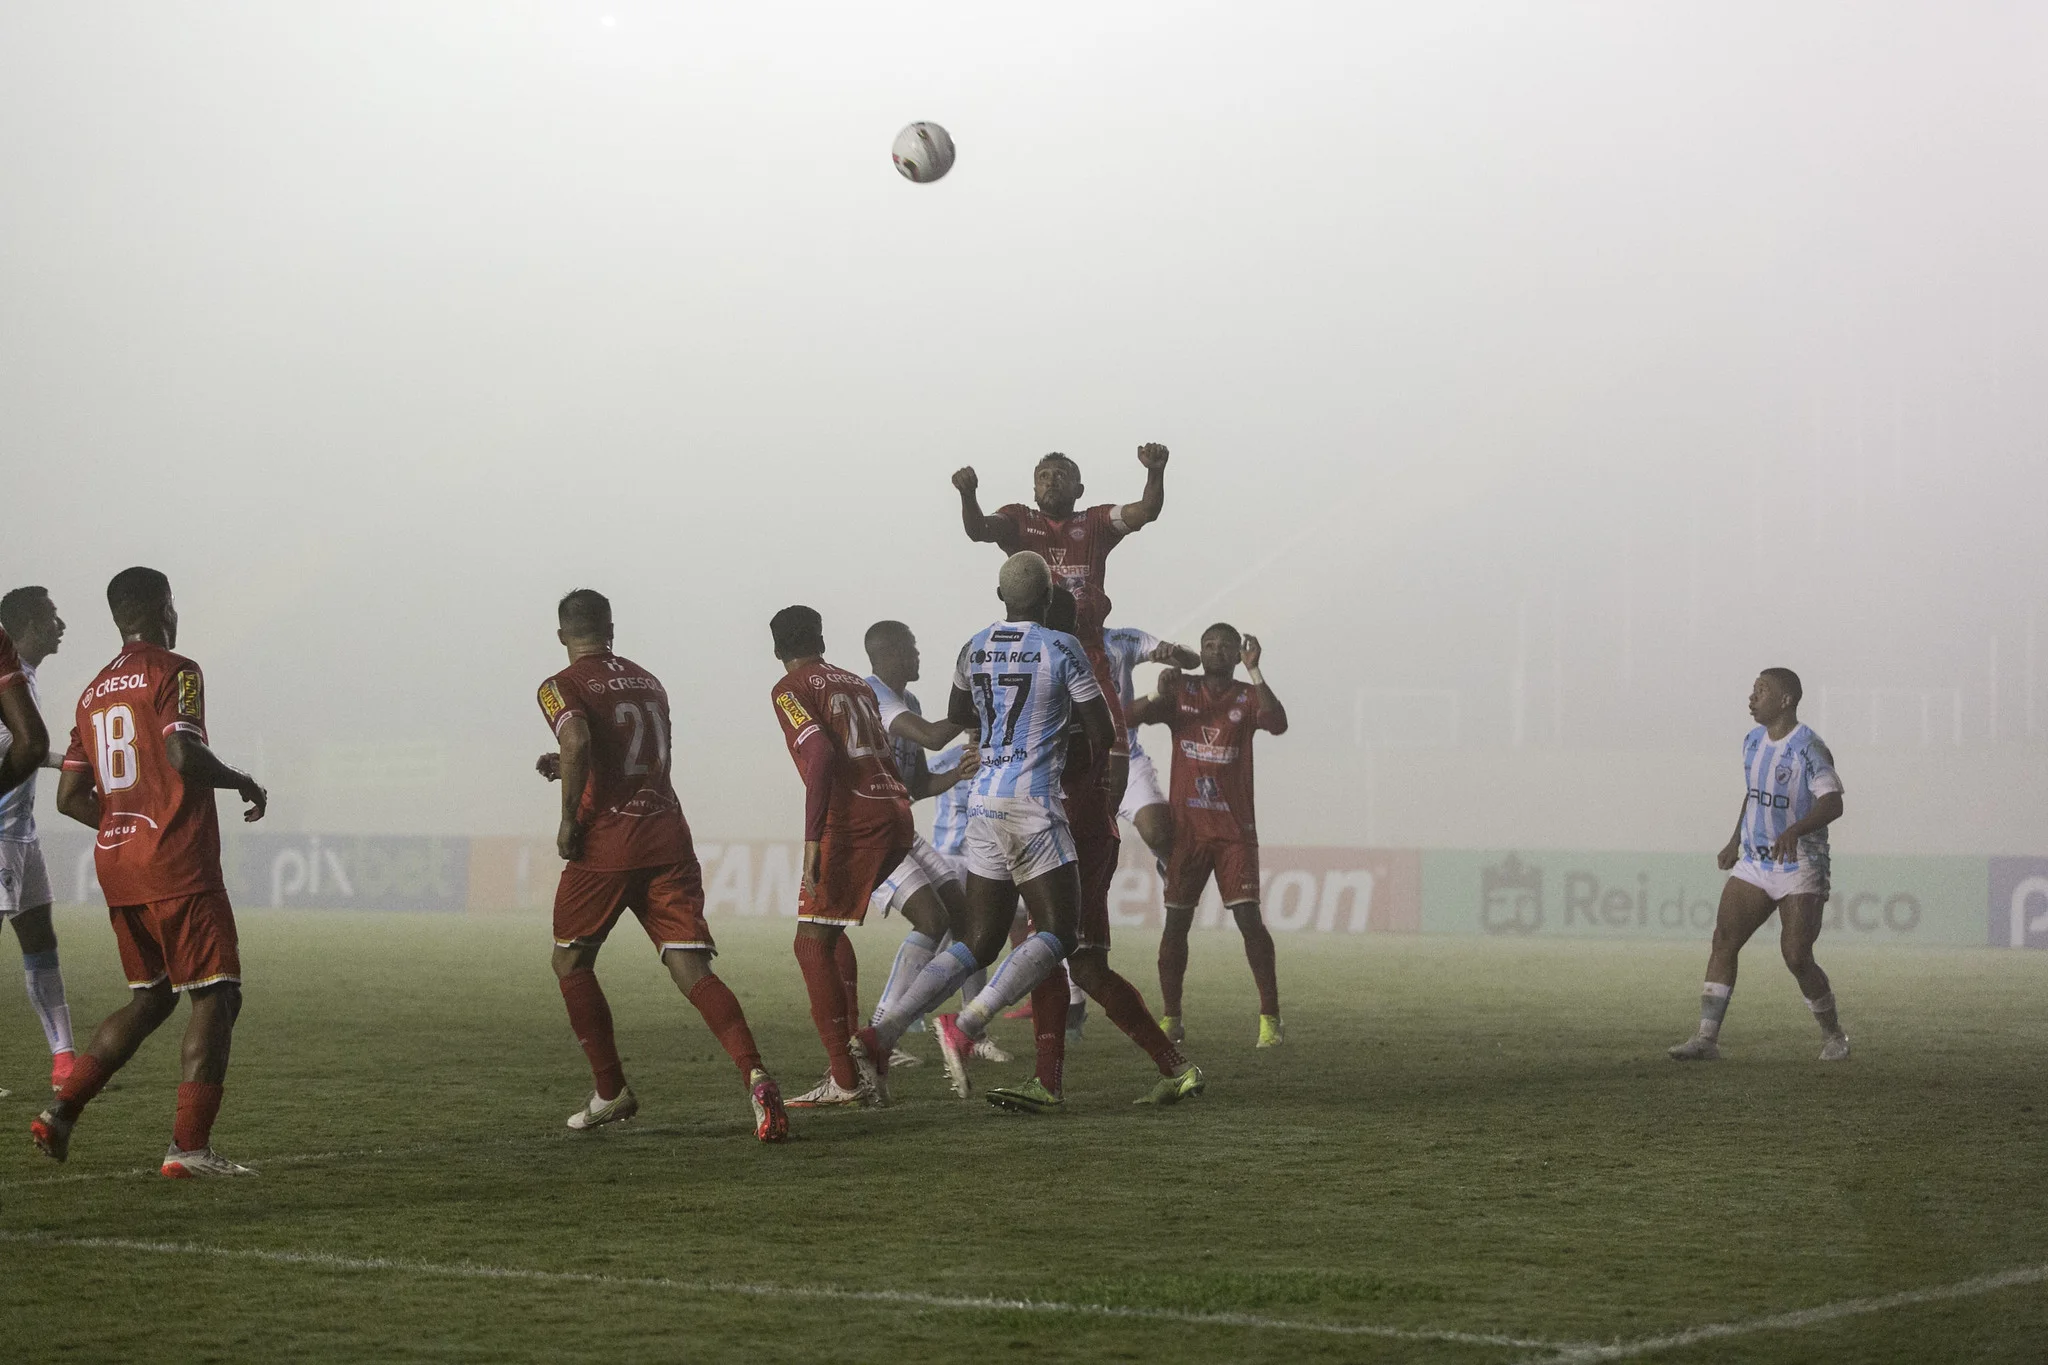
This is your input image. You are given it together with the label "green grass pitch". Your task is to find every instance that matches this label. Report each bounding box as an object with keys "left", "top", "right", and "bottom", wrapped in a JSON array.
[{"left": 2, "top": 909, "right": 2045, "bottom": 1363}]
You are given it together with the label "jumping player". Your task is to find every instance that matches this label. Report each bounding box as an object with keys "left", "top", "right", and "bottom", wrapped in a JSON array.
[
  {"left": 535, "top": 590, "right": 786, "bottom": 1141},
  {"left": 0, "top": 588, "right": 74, "bottom": 1091},
  {"left": 1101, "top": 624, "right": 1199, "bottom": 868},
  {"left": 1669, "top": 668, "right": 1850, "bottom": 1063},
  {"left": 952, "top": 443, "right": 1170, "bottom": 810},
  {"left": 1128, "top": 624, "right": 1290, "bottom": 1049},
  {"left": 985, "top": 588, "right": 1205, "bottom": 1113},
  {"left": 34, "top": 568, "right": 265, "bottom": 1176},
  {"left": 852, "top": 553, "right": 1116, "bottom": 1102},
  {"left": 768, "top": 606, "right": 915, "bottom": 1107}
]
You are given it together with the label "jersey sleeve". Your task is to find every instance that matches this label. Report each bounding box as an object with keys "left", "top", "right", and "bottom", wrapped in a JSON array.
[
  {"left": 773, "top": 686, "right": 833, "bottom": 839},
  {"left": 872, "top": 685, "right": 912, "bottom": 737},
  {"left": 1097, "top": 502, "right": 1135, "bottom": 541},
  {"left": 0, "top": 629, "right": 21, "bottom": 692},
  {"left": 155, "top": 660, "right": 208, "bottom": 740},
  {"left": 61, "top": 723, "right": 90, "bottom": 773},
  {"left": 537, "top": 676, "right": 586, "bottom": 737},
  {"left": 1052, "top": 634, "right": 1103, "bottom": 704},
  {"left": 773, "top": 685, "right": 824, "bottom": 758},
  {"left": 1804, "top": 738, "right": 1844, "bottom": 797},
  {"left": 991, "top": 504, "right": 1031, "bottom": 554}
]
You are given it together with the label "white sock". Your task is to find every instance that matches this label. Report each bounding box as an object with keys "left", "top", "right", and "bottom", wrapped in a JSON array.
[
  {"left": 873, "top": 932, "right": 938, "bottom": 1027},
  {"left": 1066, "top": 963, "right": 1084, "bottom": 1009},
  {"left": 23, "top": 950, "right": 73, "bottom": 1056},
  {"left": 875, "top": 942, "right": 980, "bottom": 1049},
  {"left": 957, "top": 932, "right": 1066, "bottom": 1038},
  {"left": 1699, "top": 981, "right": 1732, "bottom": 1041}
]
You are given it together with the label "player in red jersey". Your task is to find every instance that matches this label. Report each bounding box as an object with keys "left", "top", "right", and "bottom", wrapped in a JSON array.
[
  {"left": 768, "top": 605, "right": 915, "bottom": 1107},
  {"left": 33, "top": 568, "right": 266, "bottom": 1176},
  {"left": 984, "top": 588, "right": 1206, "bottom": 1113},
  {"left": 1128, "top": 623, "right": 1290, "bottom": 1049},
  {"left": 953, "top": 442, "right": 1169, "bottom": 809},
  {"left": 535, "top": 590, "right": 787, "bottom": 1141}
]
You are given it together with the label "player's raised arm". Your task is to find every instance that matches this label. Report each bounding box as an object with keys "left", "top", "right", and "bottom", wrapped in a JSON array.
[
  {"left": 1116, "top": 443, "right": 1170, "bottom": 533},
  {"left": 1242, "top": 635, "right": 1287, "bottom": 735},
  {"left": 1150, "top": 639, "right": 1200, "bottom": 669},
  {"left": 953, "top": 466, "right": 1015, "bottom": 544},
  {"left": 0, "top": 676, "right": 49, "bottom": 797}
]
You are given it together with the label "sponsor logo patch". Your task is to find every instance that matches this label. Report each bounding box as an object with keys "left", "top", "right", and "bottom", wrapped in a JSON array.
[
  {"left": 175, "top": 670, "right": 204, "bottom": 720},
  {"left": 539, "top": 680, "right": 568, "bottom": 722},
  {"left": 776, "top": 692, "right": 814, "bottom": 730}
]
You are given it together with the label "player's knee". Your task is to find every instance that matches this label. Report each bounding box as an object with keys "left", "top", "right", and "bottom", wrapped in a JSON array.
[
  {"left": 1780, "top": 939, "right": 1815, "bottom": 973},
  {"left": 192, "top": 980, "right": 244, "bottom": 1024},
  {"left": 1229, "top": 901, "right": 1267, "bottom": 933},
  {"left": 1066, "top": 949, "right": 1107, "bottom": 993}
]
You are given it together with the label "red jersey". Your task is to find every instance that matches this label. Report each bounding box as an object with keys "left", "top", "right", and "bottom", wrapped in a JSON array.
[
  {"left": 1161, "top": 674, "right": 1281, "bottom": 843},
  {"left": 538, "top": 651, "right": 692, "bottom": 873},
  {"left": 992, "top": 502, "right": 1130, "bottom": 647},
  {"left": 0, "top": 628, "right": 22, "bottom": 692},
  {"left": 771, "top": 662, "right": 913, "bottom": 846},
  {"left": 61, "top": 642, "right": 224, "bottom": 905}
]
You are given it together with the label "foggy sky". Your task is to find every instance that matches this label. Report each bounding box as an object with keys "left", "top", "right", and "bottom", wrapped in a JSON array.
[{"left": 4, "top": 3, "right": 2043, "bottom": 853}]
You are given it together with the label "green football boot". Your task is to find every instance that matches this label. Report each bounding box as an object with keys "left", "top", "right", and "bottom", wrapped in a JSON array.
[
  {"left": 1134, "top": 1063, "right": 1205, "bottom": 1107},
  {"left": 986, "top": 1077, "right": 1065, "bottom": 1115}
]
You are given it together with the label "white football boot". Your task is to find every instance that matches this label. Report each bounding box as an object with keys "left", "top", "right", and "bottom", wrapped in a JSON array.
[
  {"left": 1667, "top": 1032, "right": 1721, "bottom": 1061},
  {"left": 161, "top": 1145, "right": 257, "bottom": 1178},
  {"left": 784, "top": 1075, "right": 866, "bottom": 1108},
  {"left": 971, "top": 1037, "right": 1012, "bottom": 1064},
  {"left": 566, "top": 1086, "right": 639, "bottom": 1130},
  {"left": 1818, "top": 1032, "right": 1851, "bottom": 1062},
  {"left": 887, "top": 1047, "right": 922, "bottom": 1069}
]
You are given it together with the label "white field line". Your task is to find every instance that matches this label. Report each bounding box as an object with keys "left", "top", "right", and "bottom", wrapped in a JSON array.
[
  {"left": 1524, "top": 1262, "right": 2048, "bottom": 1363},
  {"left": 0, "top": 1230, "right": 1578, "bottom": 1351}
]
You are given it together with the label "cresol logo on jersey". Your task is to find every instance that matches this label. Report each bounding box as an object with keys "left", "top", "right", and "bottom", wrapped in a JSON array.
[
  {"left": 1424, "top": 851, "right": 1988, "bottom": 945},
  {"left": 1988, "top": 859, "right": 2048, "bottom": 949}
]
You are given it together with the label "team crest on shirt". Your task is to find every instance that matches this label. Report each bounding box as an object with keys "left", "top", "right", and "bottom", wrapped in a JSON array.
[
  {"left": 539, "top": 680, "right": 568, "bottom": 721},
  {"left": 175, "top": 670, "right": 203, "bottom": 719},
  {"left": 1069, "top": 526, "right": 1085, "bottom": 541},
  {"left": 1046, "top": 548, "right": 1067, "bottom": 566},
  {"left": 1228, "top": 708, "right": 1243, "bottom": 722},
  {"left": 1775, "top": 764, "right": 1792, "bottom": 786},
  {"left": 776, "top": 692, "right": 814, "bottom": 729}
]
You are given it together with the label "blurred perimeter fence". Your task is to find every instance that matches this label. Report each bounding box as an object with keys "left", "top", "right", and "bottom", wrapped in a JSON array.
[{"left": 34, "top": 828, "right": 2048, "bottom": 950}]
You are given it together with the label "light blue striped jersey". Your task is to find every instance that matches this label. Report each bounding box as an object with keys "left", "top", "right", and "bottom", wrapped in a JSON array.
[
  {"left": 1740, "top": 723, "right": 1843, "bottom": 871},
  {"left": 927, "top": 746, "right": 972, "bottom": 855},
  {"left": 0, "top": 661, "right": 39, "bottom": 842},
  {"left": 951, "top": 620, "right": 1102, "bottom": 800},
  {"left": 865, "top": 675, "right": 926, "bottom": 790},
  {"left": 1101, "top": 625, "right": 1161, "bottom": 758}
]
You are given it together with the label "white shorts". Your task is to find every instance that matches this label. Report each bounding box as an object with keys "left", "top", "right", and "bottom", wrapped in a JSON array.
[
  {"left": 1731, "top": 859, "right": 1830, "bottom": 904},
  {"left": 868, "top": 834, "right": 963, "bottom": 916},
  {"left": 0, "top": 840, "right": 53, "bottom": 917},
  {"left": 963, "top": 796, "right": 1077, "bottom": 886},
  {"left": 1117, "top": 746, "right": 1168, "bottom": 823}
]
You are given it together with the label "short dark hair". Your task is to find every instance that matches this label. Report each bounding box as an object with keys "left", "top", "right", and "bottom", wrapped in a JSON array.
[
  {"left": 0, "top": 586, "right": 49, "bottom": 639},
  {"left": 106, "top": 567, "right": 171, "bottom": 630},
  {"left": 1045, "top": 586, "right": 1078, "bottom": 634},
  {"left": 863, "top": 620, "right": 912, "bottom": 658},
  {"left": 557, "top": 588, "right": 612, "bottom": 639},
  {"left": 1203, "top": 622, "right": 1242, "bottom": 648},
  {"left": 1036, "top": 452, "right": 1081, "bottom": 481},
  {"left": 1761, "top": 667, "right": 1803, "bottom": 704},
  {"left": 771, "top": 605, "right": 825, "bottom": 660}
]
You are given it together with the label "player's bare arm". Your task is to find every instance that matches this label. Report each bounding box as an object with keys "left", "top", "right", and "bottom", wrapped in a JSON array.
[
  {"left": 54, "top": 765, "right": 100, "bottom": 828},
  {"left": 1116, "top": 443, "right": 1170, "bottom": 531},
  {"left": 1242, "top": 635, "right": 1288, "bottom": 734},
  {"left": 553, "top": 714, "right": 592, "bottom": 860},
  {"left": 0, "top": 680, "right": 49, "bottom": 796},
  {"left": 925, "top": 743, "right": 980, "bottom": 798},
  {"left": 1150, "top": 640, "right": 1200, "bottom": 669},
  {"left": 1124, "top": 670, "right": 1179, "bottom": 728},
  {"left": 163, "top": 731, "right": 267, "bottom": 822},
  {"left": 953, "top": 466, "right": 1014, "bottom": 543},
  {"left": 1077, "top": 695, "right": 1118, "bottom": 791},
  {"left": 1768, "top": 791, "right": 1844, "bottom": 863},
  {"left": 887, "top": 709, "right": 966, "bottom": 752},
  {"left": 1717, "top": 802, "right": 1746, "bottom": 871}
]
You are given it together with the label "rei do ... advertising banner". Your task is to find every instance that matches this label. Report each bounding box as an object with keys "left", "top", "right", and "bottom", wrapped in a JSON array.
[{"left": 1420, "top": 850, "right": 1988, "bottom": 946}]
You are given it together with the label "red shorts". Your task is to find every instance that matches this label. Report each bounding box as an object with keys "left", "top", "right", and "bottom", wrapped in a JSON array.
[
  {"left": 797, "top": 839, "right": 908, "bottom": 927},
  {"left": 1073, "top": 838, "right": 1120, "bottom": 951},
  {"left": 554, "top": 861, "right": 713, "bottom": 954},
  {"left": 110, "top": 890, "right": 241, "bottom": 992},
  {"left": 1164, "top": 836, "right": 1261, "bottom": 909}
]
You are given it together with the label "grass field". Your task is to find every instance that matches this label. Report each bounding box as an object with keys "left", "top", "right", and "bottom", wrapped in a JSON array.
[{"left": 2, "top": 908, "right": 2045, "bottom": 1363}]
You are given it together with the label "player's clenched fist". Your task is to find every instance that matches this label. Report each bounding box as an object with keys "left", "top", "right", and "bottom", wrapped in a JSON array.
[
  {"left": 535, "top": 752, "right": 561, "bottom": 781},
  {"left": 1137, "top": 443, "right": 1169, "bottom": 469},
  {"left": 1242, "top": 635, "right": 1262, "bottom": 671},
  {"left": 952, "top": 466, "right": 979, "bottom": 494}
]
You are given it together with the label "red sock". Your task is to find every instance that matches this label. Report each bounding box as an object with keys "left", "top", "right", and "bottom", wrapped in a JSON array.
[
  {"left": 558, "top": 969, "right": 627, "bottom": 1100},
  {"left": 57, "top": 1052, "right": 114, "bottom": 1113},
  {"left": 794, "top": 934, "right": 858, "bottom": 1090},
  {"left": 1030, "top": 967, "right": 1069, "bottom": 1095},
  {"left": 1088, "top": 967, "right": 1188, "bottom": 1076},
  {"left": 1240, "top": 916, "right": 1280, "bottom": 1015},
  {"left": 833, "top": 932, "right": 860, "bottom": 1032},
  {"left": 686, "top": 974, "right": 763, "bottom": 1078},
  {"left": 1158, "top": 917, "right": 1191, "bottom": 1017},
  {"left": 173, "top": 1082, "right": 224, "bottom": 1152}
]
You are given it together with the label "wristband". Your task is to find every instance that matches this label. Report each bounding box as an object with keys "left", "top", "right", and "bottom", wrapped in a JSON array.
[{"left": 1246, "top": 667, "right": 1264, "bottom": 685}]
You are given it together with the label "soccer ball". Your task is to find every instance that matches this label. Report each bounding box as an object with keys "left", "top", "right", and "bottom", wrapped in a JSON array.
[{"left": 892, "top": 122, "right": 955, "bottom": 183}]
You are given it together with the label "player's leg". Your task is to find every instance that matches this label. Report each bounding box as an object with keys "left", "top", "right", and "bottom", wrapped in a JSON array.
[
  {"left": 1777, "top": 894, "right": 1848, "bottom": 1059},
  {"left": 1118, "top": 748, "right": 1173, "bottom": 871},
  {"left": 162, "top": 979, "right": 245, "bottom": 1174},
  {"left": 1157, "top": 825, "right": 1213, "bottom": 1039},
  {"left": 1214, "top": 842, "right": 1280, "bottom": 1046},
  {"left": 1132, "top": 804, "right": 1174, "bottom": 870},
  {"left": 33, "top": 902, "right": 182, "bottom": 1161},
  {"left": 662, "top": 947, "right": 788, "bottom": 1141},
  {"left": 956, "top": 859, "right": 1080, "bottom": 1040},
  {"left": 551, "top": 868, "right": 638, "bottom": 1126},
  {"left": 9, "top": 899, "right": 77, "bottom": 1088},
  {"left": 6, "top": 842, "right": 75, "bottom": 1088},
  {"left": 1669, "top": 874, "right": 1777, "bottom": 1059}
]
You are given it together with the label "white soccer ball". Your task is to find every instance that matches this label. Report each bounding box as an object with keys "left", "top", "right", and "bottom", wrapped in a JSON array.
[{"left": 892, "top": 122, "right": 955, "bottom": 184}]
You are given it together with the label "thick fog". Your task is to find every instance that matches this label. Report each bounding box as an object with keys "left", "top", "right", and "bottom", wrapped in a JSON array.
[{"left": 4, "top": 3, "right": 2043, "bottom": 854}]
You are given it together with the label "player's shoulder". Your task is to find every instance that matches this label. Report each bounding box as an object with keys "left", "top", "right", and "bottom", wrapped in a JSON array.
[
  {"left": 1796, "top": 726, "right": 1835, "bottom": 760},
  {"left": 1742, "top": 724, "right": 1766, "bottom": 749}
]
